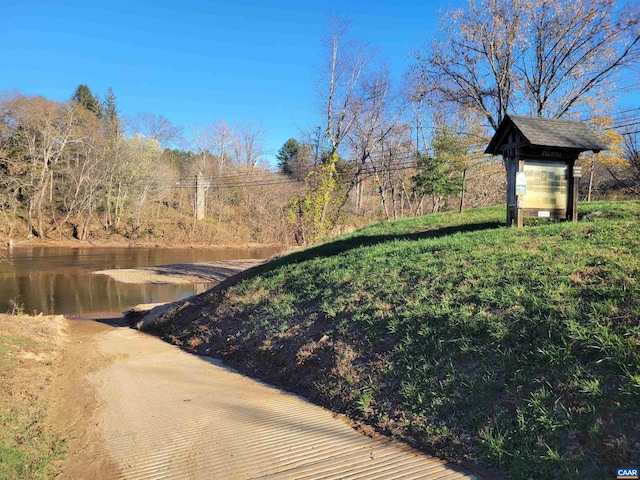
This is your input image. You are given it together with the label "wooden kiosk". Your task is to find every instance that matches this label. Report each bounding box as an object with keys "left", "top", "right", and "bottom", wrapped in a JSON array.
[{"left": 485, "top": 115, "right": 606, "bottom": 227}]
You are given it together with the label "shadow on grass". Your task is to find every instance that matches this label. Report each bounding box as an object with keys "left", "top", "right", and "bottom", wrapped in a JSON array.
[{"left": 254, "top": 220, "right": 503, "bottom": 275}]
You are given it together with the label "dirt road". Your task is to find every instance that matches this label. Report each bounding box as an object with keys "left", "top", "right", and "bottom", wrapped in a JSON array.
[{"left": 54, "top": 319, "right": 476, "bottom": 480}]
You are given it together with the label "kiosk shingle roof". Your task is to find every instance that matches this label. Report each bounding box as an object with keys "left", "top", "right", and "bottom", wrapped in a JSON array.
[{"left": 485, "top": 114, "right": 607, "bottom": 154}]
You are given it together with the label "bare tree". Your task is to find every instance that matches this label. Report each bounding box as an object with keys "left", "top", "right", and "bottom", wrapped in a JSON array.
[
  {"left": 463, "top": 157, "right": 506, "bottom": 208},
  {"left": 211, "top": 120, "right": 234, "bottom": 173},
  {"left": 623, "top": 131, "right": 640, "bottom": 194},
  {"left": 414, "top": 0, "right": 521, "bottom": 131},
  {"left": 602, "top": 128, "right": 640, "bottom": 196},
  {"left": 322, "top": 17, "right": 374, "bottom": 156},
  {"left": 371, "top": 124, "right": 416, "bottom": 219},
  {"left": 414, "top": 0, "right": 640, "bottom": 130},
  {"left": 343, "top": 67, "right": 415, "bottom": 218},
  {"left": 0, "top": 94, "right": 78, "bottom": 237},
  {"left": 233, "top": 121, "right": 265, "bottom": 169},
  {"left": 0, "top": 93, "right": 21, "bottom": 237},
  {"left": 122, "top": 136, "right": 163, "bottom": 233},
  {"left": 192, "top": 120, "right": 236, "bottom": 172},
  {"left": 130, "top": 112, "right": 184, "bottom": 148},
  {"left": 291, "top": 17, "right": 375, "bottom": 243},
  {"left": 56, "top": 105, "right": 108, "bottom": 239},
  {"left": 520, "top": 0, "right": 640, "bottom": 118}
]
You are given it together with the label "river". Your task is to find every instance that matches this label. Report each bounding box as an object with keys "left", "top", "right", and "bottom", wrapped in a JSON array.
[{"left": 0, "top": 245, "right": 281, "bottom": 317}]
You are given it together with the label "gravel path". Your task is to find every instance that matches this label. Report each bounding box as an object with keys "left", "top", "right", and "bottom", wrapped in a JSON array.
[{"left": 78, "top": 325, "right": 476, "bottom": 480}]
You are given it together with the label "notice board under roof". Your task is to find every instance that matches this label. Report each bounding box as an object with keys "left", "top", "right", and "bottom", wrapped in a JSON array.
[{"left": 486, "top": 115, "right": 606, "bottom": 227}]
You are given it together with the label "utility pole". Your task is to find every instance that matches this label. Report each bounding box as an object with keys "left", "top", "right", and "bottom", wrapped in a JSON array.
[{"left": 195, "top": 172, "right": 205, "bottom": 221}]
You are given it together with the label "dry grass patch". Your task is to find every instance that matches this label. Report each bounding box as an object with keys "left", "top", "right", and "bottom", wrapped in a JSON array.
[{"left": 0, "top": 314, "right": 67, "bottom": 480}]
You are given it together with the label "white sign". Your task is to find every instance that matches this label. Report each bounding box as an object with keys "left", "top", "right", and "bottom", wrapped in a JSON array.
[{"left": 516, "top": 171, "right": 527, "bottom": 195}]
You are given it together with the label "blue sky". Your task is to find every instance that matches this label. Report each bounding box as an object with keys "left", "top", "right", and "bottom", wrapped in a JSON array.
[{"left": 1, "top": 0, "right": 638, "bottom": 166}]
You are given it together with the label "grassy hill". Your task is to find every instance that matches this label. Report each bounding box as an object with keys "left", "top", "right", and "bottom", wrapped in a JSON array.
[{"left": 141, "top": 201, "right": 639, "bottom": 480}]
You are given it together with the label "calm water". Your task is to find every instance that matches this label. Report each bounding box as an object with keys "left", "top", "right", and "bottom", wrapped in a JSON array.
[{"left": 0, "top": 246, "right": 280, "bottom": 317}]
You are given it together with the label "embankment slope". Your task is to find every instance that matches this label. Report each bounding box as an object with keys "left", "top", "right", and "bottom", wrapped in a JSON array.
[{"left": 138, "top": 201, "right": 640, "bottom": 480}]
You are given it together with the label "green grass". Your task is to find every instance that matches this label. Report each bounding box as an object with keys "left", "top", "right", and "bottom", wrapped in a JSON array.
[
  {"left": 146, "top": 201, "right": 640, "bottom": 480},
  {"left": 0, "top": 407, "right": 63, "bottom": 480}
]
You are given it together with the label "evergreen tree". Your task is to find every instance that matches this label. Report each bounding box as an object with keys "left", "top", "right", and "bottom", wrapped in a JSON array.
[
  {"left": 71, "top": 84, "right": 101, "bottom": 117},
  {"left": 102, "top": 87, "right": 121, "bottom": 138},
  {"left": 102, "top": 87, "right": 118, "bottom": 121},
  {"left": 276, "top": 138, "right": 299, "bottom": 176}
]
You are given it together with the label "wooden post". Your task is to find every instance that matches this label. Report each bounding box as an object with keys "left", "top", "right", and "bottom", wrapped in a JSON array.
[
  {"left": 516, "top": 158, "right": 525, "bottom": 228},
  {"left": 571, "top": 163, "right": 582, "bottom": 222},
  {"left": 506, "top": 153, "right": 516, "bottom": 227},
  {"left": 572, "top": 177, "right": 579, "bottom": 222}
]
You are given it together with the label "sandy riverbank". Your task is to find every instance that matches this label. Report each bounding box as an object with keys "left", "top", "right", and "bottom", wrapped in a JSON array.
[{"left": 92, "top": 259, "right": 265, "bottom": 285}]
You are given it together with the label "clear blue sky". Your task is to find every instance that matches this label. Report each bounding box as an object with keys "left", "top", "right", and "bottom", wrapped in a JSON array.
[{"left": 1, "top": 0, "right": 638, "bottom": 166}]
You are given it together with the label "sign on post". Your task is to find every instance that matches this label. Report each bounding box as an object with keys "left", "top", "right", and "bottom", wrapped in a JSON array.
[{"left": 485, "top": 115, "right": 607, "bottom": 227}]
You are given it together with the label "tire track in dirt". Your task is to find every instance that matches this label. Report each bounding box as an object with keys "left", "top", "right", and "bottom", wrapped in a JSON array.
[{"left": 80, "top": 326, "right": 476, "bottom": 480}]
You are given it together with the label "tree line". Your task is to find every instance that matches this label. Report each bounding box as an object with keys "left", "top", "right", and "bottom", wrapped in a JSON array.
[
  {"left": 0, "top": 85, "right": 301, "bottom": 244},
  {"left": 1, "top": 0, "right": 639, "bottom": 246}
]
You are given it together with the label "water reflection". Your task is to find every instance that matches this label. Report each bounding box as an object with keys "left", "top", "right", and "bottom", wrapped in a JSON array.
[{"left": 0, "top": 246, "right": 280, "bottom": 316}]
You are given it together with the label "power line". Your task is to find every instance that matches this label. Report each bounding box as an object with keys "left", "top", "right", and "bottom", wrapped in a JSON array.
[
  {"left": 608, "top": 106, "right": 640, "bottom": 116},
  {"left": 152, "top": 107, "right": 640, "bottom": 189}
]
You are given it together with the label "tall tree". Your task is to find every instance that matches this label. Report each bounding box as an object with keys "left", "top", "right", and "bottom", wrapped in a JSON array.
[
  {"left": 323, "top": 17, "right": 372, "bottom": 156},
  {"left": 414, "top": 0, "right": 640, "bottom": 130},
  {"left": 71, "top": 84, "right": 101, "bottom": 117},
  {"left": 277, "top": 138, "right": 300, "bottom": 176},
  {"left": 233, "top": 121, "right": 265, "bottom": 169},
  {"left": 210, "top": 120, "right": 234, "bottom": 173},
  {"left": 102, "top": 87, "right": 121, "bottom": 139},
  {"left": 292, "top": 17, "right": 374, "bottom": 243}
]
